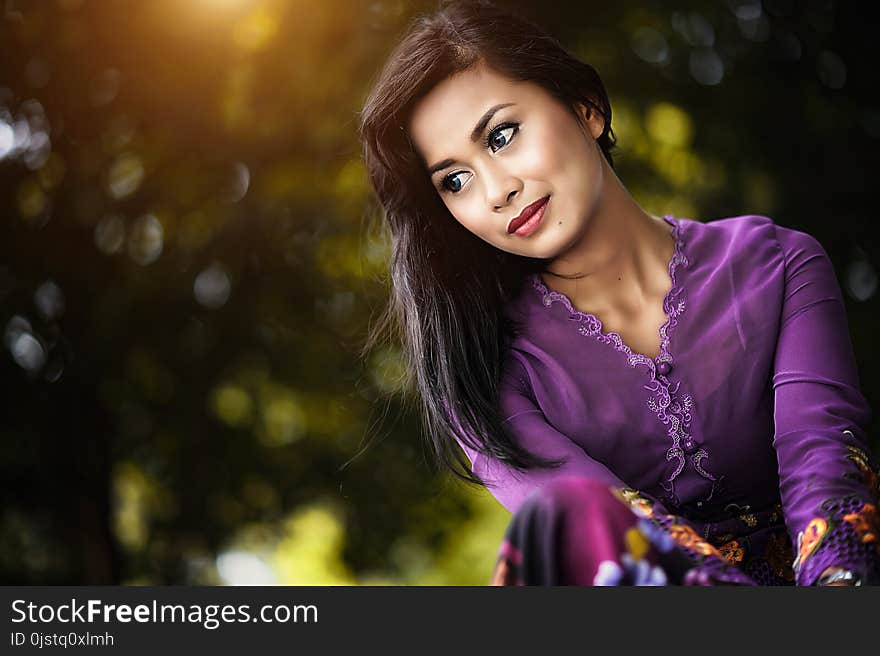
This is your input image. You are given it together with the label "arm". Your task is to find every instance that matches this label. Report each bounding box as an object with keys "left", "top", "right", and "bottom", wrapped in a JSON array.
[
  {"left": 770, "top": 223, "right": 880, "bottom": 586},
  {"left": 453, "top": 356, "right": 754, "bottom": 583},
  {"left": 452, "top": 355, "right": 629, "bottom": 515}
]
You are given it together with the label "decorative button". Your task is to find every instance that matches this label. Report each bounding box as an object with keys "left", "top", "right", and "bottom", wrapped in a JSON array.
[
  {"left": 683, "top": 439, "right": 698, "bottom": 454},
  {"left": 657, "top": 361, "right": 672, "bottom": 376}
]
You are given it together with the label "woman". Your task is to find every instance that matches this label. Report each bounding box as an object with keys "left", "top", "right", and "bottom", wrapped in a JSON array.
[{"left": 358, "top": 0, "right": 880, "bottom": 585}]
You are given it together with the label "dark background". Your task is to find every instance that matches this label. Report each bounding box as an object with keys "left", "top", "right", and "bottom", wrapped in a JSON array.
[{"left": 1, "top": 0, "right": 878, "bottom": 584}]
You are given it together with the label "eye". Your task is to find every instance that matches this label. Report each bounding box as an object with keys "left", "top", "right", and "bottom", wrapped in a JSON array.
[
  {"left": 437, "top": 121, "right": 520, "bottom": 195},
  {"left": 485, "top": 122, "right": 519, "bottom": 152},
  {"left": 440, "top": 170, "right": 472, "bottom": 194}
]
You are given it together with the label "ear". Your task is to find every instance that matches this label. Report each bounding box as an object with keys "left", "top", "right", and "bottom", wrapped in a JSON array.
[{"left": 576, "top": 100, "right": 606, "bottom": 140}]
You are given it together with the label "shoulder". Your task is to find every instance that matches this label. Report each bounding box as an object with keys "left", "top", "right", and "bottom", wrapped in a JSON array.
[
  {"left": 687, "top": 215, "right": 840, "bottom": 305},
  {"left": 689, "top": 213, "right": 779, "bottom": 249},
  {"left": 692, "top": 213, "right": 828, "bottom": 262},
  {"left": 679, "top": 214, "right": 784, "bottom": 283},
  {"left": 498, "top": 348, "right": 536, "bottom": 402},
  {"left": 769, "top": 221, "right": 834, "bottom": 270},
  {"left": 496, "top": 349, "right": 545, "bottom": 421}
]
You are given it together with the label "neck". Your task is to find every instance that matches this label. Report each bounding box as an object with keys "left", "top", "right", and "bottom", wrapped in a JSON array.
[{"left": 541, "top": 159, "right": 675, "bottom": 315}]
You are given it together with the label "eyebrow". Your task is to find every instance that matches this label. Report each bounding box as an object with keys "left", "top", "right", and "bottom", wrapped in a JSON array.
[{"left": 427, "top": 102, "right": 516, "bottom": 177}]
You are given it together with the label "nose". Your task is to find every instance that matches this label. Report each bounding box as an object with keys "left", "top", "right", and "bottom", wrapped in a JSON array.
[
  {"left": 493, "top": 189, "right": 518, "bottom": 211},
  {"left": 484, "top": 166, "right": 521, "bottom": 211}
]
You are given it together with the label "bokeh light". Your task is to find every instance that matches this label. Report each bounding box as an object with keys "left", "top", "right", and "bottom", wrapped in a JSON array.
[
  {"left": 194, "top": 263, "right": 232, "bottom": 309},
  {"left": 216, "top": 551, "right": 276, "bottom": 586},
  {"left": 127, "top": 213, "right": 164, "bottom": 265}
]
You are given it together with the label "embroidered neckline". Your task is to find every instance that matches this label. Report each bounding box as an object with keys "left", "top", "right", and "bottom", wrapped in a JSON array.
[
  {"left": 528, "top": 215, "right": 718, "bottom": 507},
  {"left": 530, "top": 214, "right": 688, "bottom": 370}
]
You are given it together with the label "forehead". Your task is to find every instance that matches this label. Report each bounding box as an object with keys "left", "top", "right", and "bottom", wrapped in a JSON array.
[{"left": 408, "top": 64, "right": 539, "bottom": 160}]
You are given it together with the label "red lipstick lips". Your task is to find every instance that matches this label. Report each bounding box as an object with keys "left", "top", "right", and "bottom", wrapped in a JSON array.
[{"left": 508, "top": 195, "right": 550, "bottom": 235}]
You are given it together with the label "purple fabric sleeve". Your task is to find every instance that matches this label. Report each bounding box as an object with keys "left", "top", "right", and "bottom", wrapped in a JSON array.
[
  {"left": 454, "top": 356, "right": 629, "bottom": 515},
  {"left": 770, "top": 224, "right": 880, "bottom": 585}
]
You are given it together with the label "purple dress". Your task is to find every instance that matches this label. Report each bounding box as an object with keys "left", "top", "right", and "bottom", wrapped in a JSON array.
[{"left": 455, "top": 214, "right": 880, "bottom": 585}]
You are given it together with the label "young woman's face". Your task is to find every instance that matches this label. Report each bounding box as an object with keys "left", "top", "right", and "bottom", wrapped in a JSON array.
[{"left": 408, "top": 61, "right": 607, "bottom": 259}]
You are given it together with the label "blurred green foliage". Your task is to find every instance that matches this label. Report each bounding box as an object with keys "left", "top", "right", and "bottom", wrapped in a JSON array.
[{"left": 1, "top": 0, "right": 877, "bottom": 584}]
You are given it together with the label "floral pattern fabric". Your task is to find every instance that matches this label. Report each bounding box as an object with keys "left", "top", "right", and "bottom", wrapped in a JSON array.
[
  {"left": 790, "top": 446, "right": 880, "bottom": 585},
  {"left": 488, "top": 477, "right": 762, "bottom": 586}
]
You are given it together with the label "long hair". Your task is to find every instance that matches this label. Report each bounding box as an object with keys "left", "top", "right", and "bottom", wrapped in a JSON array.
[{"left": 357, "top": 0, "right": 618, "bottom": 488}]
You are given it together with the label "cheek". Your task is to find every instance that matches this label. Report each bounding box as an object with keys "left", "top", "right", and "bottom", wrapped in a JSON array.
[
  {"left": 446, "top": 197, "right": 487, "bottom": 236},
  {"left": 518, "top": 122, "right": 579, "bottom": 179}
]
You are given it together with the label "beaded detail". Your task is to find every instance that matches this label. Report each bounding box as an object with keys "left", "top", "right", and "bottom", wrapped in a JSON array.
[
  {"left": 790, "top": 447, "right": 880, "bottom": 585},
  {"left": 793, "top": 494, "right": 880, "bottom": 586},
  {"left": 531, "top": 215, "right": 721, "bottom": 507}
]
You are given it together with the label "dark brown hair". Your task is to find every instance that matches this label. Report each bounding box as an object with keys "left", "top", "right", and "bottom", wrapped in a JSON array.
[{"left": 357, "top": 0, "right": 617, "bottom": 489}]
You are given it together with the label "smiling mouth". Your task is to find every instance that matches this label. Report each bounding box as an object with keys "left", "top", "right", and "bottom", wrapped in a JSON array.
[
  {"left": 508, "top": 196, "right": 550, "bottom": 237},
  {"left": 508, "top": 195, "right": 550, "bottom": 234}
]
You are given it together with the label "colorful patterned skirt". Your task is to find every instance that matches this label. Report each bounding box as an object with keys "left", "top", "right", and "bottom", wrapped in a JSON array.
[{"left": 488, "top": 476, "right": 796, "bottom": 586}]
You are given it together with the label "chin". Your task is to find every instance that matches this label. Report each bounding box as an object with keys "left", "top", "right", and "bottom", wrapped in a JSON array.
[{"left": 522, "top": 242, "right": 556, "bottom": 261}]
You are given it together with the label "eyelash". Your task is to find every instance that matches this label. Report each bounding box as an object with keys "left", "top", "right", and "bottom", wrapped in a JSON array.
[{"left": 438, "top": 121, "right": 520, "bottom": 195}]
